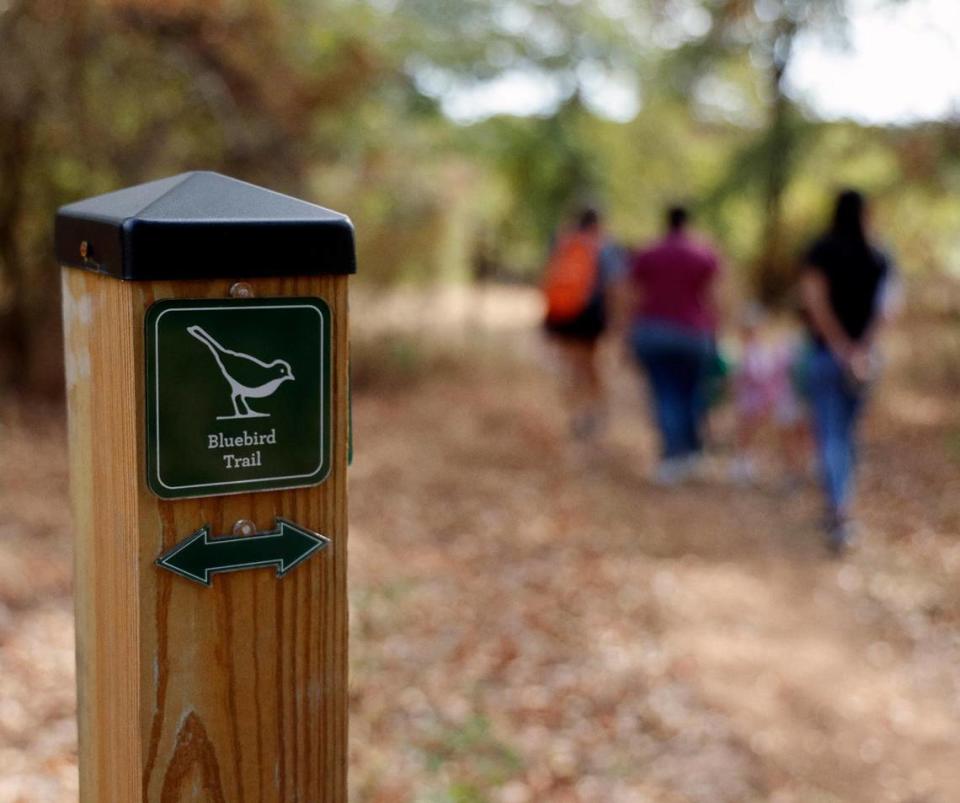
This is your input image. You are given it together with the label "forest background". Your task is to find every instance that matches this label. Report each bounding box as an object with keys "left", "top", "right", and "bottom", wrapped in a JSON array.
[
  {"left": 5, "top": 3, "right": 960, "bottom": 800},
  {"left": 2, "top": 0, "right": 960, "bottom": 395}
]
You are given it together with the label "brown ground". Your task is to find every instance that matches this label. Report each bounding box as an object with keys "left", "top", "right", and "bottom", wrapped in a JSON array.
[{"left": 1, "top": 287, "right": 959, "bottom": 802}]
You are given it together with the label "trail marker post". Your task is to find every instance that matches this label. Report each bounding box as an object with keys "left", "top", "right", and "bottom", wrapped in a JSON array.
[{"left": 57, "top": 172, "right": 354, "bottom": 802}]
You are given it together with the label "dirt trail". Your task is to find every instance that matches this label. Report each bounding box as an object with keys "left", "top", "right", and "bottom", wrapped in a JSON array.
[
  {"left": 347, "top": 291, "right": 960, "bottom": 802},
  {"left": 0, "top": 288, "right": 958, "bottom": 802}
]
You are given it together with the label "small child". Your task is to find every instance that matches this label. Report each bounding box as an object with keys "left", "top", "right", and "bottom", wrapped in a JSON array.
[{"left": 730, "top": 306, "right": 808, "bottom": 485}]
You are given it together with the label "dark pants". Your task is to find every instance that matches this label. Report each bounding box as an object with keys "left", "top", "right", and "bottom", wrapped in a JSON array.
[
  {"left": 808, "top": 345, "right": 866, "bottom": 518},
  {"left": 631, "top": 321, "right": 711, "bottom": 459}
]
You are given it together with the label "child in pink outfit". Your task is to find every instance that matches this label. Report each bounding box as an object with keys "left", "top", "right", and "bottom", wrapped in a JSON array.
[{"left": 731, "top": 307, "right": 807, "bottom": 484}]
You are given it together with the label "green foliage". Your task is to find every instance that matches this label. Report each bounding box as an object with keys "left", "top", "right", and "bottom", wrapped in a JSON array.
[
  {"left": 2, "top": 0, "right": 959, "bottom": 392},
  {"left": 420, "top": 714, "right": 522, "bottom": 799},
  {"left": 460, "top": 97, "right": 603, "bottom": 272}
]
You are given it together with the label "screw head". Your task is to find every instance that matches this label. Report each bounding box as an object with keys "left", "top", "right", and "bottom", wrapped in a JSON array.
[{"left": 232, "top": 519, "right": 257, "bottom": 537}]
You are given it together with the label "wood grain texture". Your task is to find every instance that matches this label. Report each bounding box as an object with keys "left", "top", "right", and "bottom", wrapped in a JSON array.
[{"left": 63, "top": 272, "right": 349, "bottom": 802}]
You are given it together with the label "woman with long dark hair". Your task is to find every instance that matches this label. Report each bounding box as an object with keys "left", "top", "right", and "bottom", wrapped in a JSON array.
[{"left": 801, "top": 189, "right": 895, "bottom": 553}]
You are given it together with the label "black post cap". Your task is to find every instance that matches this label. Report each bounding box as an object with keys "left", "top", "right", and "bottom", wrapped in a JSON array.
[{"left": 55, "top": 171, "right": 356, "bottom": 280}]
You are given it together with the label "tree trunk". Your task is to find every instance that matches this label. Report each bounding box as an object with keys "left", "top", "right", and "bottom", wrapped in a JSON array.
[{"left": 756, "top": 20, "right": 797, "bottom": 303}]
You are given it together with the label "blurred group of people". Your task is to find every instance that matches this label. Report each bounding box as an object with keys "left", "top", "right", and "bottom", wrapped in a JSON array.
[{"left": 542, "top": 190, "right": 897, "bottom": 555}]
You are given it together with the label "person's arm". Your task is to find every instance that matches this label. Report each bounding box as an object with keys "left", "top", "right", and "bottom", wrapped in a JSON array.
[
  {"left": 801, "top": 267, "right": 877, "bottom": 381},
  {"left": 608, "top": 275, "right": 635, "bottom": 336},
  {"left": 706, "top": 252, "right": 724, "bottom": 336},
  {"left": 800, "top": 268, "right": 855, "bottom": 360},
  {"left": 608, "top": 249, "right": 641, "bottom": 336},
  {"left": 859, "top": 264, "right": 901, "bottom": 349}
]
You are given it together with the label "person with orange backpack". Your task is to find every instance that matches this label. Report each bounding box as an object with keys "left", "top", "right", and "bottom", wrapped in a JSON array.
[{"left": 542, "top": 207, "right": 623, "bottom": 440}]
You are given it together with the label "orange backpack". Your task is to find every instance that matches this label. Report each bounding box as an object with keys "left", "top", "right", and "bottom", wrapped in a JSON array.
[{"left": 542, "top": 232, "right": 601, "bottom": 324}]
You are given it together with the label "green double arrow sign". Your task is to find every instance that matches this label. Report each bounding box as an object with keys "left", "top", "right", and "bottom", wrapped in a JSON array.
[{"left": 156, "top": 518, "right": 329, "bottom": 587}]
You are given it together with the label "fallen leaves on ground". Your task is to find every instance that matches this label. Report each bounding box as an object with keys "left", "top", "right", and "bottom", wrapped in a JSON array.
[{"left": 1, "top": 291, "right": 959, "bottom": 802}]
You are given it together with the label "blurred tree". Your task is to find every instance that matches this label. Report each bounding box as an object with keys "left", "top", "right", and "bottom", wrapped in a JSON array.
[
  {"left": 392, "top": 0, "right": 651, "bottom": 272},
  {"left": 464, "top": 94, "right": 603, "bottom": 275},
  {"left": 0, "top": 0, "right": 954, "bottom": 396},
  {"left": 658, "top": 0, "right": 853, "bottom": 300},
  {"left": 0, "top": 0, "right": 382, "bottom": 393}
]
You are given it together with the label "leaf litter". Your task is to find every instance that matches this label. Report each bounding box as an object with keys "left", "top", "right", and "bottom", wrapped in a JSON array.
[{"left": 0, "top": 288, "right": 958, "bottom": 802}]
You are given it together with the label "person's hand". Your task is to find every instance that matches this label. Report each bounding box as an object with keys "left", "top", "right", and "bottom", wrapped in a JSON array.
[{"left": 845, "top": 344, "right": 874, "bottom": 384}]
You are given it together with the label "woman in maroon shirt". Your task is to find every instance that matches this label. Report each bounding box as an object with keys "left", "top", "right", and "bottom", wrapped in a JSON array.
[{"left": 629, "top": 206, "right": 721, "bottom": 484}]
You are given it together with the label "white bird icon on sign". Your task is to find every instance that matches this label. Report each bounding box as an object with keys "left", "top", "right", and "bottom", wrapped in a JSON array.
[{"left": 187, "top": 325, "right": 295, "bottom": 420}]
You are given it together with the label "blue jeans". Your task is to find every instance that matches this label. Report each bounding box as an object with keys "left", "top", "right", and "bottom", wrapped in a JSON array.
[
  {"left": 631, "top": 321, "right": 711, "bottom": 459},
  {"left": 807, "top": 346, "right": 866, "bottom": 517}
]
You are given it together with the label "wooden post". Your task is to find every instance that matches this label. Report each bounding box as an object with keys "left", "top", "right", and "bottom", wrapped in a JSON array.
[{"left": 57, "top": 172, "right": 354, "bottom": 802}]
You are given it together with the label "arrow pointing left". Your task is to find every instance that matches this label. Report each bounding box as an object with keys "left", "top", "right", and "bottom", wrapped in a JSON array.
[{"left": 156, "top": 517, "right": 329, "bottom": 587}]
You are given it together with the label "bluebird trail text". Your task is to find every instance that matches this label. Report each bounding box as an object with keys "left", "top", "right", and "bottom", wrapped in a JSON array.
[
  {"left": 207, "top": 428, "right": 276, "bottom": 470},
  {"left": 208, "top": 429, "right": 277, "bottom": 449}
]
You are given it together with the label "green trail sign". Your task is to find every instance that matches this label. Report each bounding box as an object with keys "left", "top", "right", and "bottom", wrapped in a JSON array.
[
  {"left": 156, "top": 518, "right": 329, "bottom": 586},
  {"left": 145, "top": 298, "right": 331, "bottom": 499}
]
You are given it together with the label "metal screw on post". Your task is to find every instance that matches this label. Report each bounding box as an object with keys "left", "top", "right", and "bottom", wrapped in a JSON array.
[{"left": 232, "top": 519, "right": 258, "bottom": 537}]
